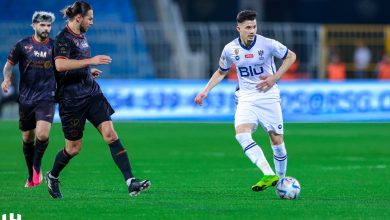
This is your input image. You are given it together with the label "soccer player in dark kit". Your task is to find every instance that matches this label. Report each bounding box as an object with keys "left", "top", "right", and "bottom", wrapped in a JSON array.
[
  {"left": 1, "top": 11, "right": 56, "bottom": 188},
  {"left": 44, "top": 1, "right": 150, "bottom": 198}
]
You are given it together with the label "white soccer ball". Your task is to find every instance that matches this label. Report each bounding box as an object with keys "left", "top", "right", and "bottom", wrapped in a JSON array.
[{"left": 275, "top": 176, "right": 301, "bottom": 200}]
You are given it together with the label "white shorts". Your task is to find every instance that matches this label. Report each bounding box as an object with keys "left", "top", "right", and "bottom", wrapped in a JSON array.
[{"left": 234, "top": 98, "right": 284, "bottom": 134}]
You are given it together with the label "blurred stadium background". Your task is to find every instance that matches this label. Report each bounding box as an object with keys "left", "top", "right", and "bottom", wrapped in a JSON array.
[
  {"left": 0, "top": 0, "right": 390, "bottom": 121},
  {"left": 1, "top": 0, "right": 390, "bottom": 219},
  {"left": 1, "top": 0, "right": 390, "bottom": 121}
]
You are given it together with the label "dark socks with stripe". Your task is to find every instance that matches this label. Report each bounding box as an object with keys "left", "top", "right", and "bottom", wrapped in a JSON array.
[
  {"left": 22, "top": 141, "right": 35, "bottom": 181},
  {"left": 50, "top": 148, "right": 73, "bottom": 178},
  {"left": 109, "top": 139, "right": 133, "bottom": 180},
  {"left": 33, "top": 138, "right": 49, "bottom": 172}
]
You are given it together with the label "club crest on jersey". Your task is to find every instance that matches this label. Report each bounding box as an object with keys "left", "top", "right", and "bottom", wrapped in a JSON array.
[
  {"left": 234, "top": 48, "right": 240, "bottom": 60},
  {"left": 24, "top": 44, "right": 33, "bottom": 53},
  {"left": 34, "top": 50, "right": 47, "bottom": 58},
  {"left": 258, "top": 50, "right": 264, "bottom": 60}
]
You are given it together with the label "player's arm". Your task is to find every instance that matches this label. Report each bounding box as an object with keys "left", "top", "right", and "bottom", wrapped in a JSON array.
[
  {"left": 257, "top": 50, "right": 296, "bottom": 91},
  {"left": 194, "top": 68, "right": 228, "bottom": 106},
  {"left": 55, "top": 55, "right": 112, "bottom": 72},
  {"left": 273, "top": 49, "right": 296, "bottom": 81},
  {"left": 1, "top": 62, "right": 14, "bottom": 93}
]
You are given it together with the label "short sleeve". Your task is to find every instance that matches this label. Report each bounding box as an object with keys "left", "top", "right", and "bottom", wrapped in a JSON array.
[
  {"left": 7, "top": 42, "right": 22, "bottom": 65},
  {"left": 271, "top": 39, "right": 288, "bottom": 60},
  {"left": 54, "top": 36, "right": 71, "bottom": 59},
  {"left": 219, "top": 46, "right": 233, "bottom": 72}
]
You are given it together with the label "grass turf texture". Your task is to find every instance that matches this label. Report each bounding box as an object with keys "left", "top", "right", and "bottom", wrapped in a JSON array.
[{"left": 0, "top": 121, "right": 389, "bottom": 219}]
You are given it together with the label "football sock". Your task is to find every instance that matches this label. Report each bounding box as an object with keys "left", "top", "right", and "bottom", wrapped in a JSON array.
[
  {"left": 272, "top": 143, "right": 287, "bottom": 177},
  {"left": 22, "top": 141, "right": 35, "bottom": 181},
  {"left": 50, "top": 148, "right": 73, "bottom": 178},
  {"left": 109, "top": 139, "right": 133, "bottom": 181},
  {"left": 236, "top": 133, "right": 275, "bottom": 175},
  {"left": 33, "top": 138, "right": 49, "bottom": 172}
]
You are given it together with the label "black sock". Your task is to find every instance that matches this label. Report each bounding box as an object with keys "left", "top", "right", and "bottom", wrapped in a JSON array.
[
  {"left": 22, "top": 141, "right": 35, "bottom": 181},
  {"left": 109, "top": 139, "right": 133, "bottom": 180},
  {"left": 50, "top": 148, "right": 73, "bottom": 178},
  {"left": 33, "top": 138, "right": 49, "bottom": 172}
]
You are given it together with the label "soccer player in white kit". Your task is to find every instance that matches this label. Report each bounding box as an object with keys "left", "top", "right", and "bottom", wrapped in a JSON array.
[{"left": 195, "top": 10, "right": 296, "bottom": 192}]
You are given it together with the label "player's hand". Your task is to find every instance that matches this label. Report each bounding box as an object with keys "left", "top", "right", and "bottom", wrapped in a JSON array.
[
  {"left": 90, "top": 55, "right": 112, "bottom": 65},
  {"left": 256, "top": 74, "right": 276, "bottom": 92},
  {"left": 194, "top": 92, "right": 208, "bottom": 106},
  {"left": 1, "top": 79, "right": 11, "bottom": 93},
  {"left": 91, "top": 68, "right": 102, "bottom": 78}
]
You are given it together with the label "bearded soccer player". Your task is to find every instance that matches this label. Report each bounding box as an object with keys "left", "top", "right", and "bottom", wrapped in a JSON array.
[
  {"left": 44, "top": 1, "right": 150, "bottom": 199},
  {"left": 1, "top": 11, "right": 56, "bottom": 188},
  {"left": 195, "top": 10, "right": 296, "bottom": 192}
]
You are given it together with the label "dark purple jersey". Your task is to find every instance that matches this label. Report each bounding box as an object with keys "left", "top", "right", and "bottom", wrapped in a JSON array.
[
  {"left": 7, "top": 36, "right": 56, "bottom": 104},
  {"left": 53, "top": 25, "right": 101, "bottom": 102}
]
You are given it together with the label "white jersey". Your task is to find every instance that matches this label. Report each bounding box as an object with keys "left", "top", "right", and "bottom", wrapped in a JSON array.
[{"left": 219, "top": 34, "right": 288, "bottom": 101}]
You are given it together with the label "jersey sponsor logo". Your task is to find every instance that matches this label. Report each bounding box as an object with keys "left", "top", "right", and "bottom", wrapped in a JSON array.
[
  {"left": 245, "top": 54, "right": 254, "bottom": 58},
  {"left": 238, "top": 66, "right": 264, "bottom": 77},
  {"left": 33, "top": 50, "right": 47, "bottom": 58}
]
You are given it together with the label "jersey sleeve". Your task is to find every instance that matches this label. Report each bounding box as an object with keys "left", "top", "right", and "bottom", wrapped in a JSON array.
[
  {"left": 54, "top": 36, "right": 71, "bottom": 59},
  {"left": 7, "top": 42, "right": 22, "bottom": 65},
  {"left": 271, "top": 39, "right": 289, "bottom": 60},
  {"left": 218, "top": 46, "right": 233, "bottom": 72}
]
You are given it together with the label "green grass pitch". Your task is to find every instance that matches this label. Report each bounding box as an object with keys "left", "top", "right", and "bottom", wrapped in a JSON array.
[{"left": 1, "top": 121, "right": 389, "bottom": 219}]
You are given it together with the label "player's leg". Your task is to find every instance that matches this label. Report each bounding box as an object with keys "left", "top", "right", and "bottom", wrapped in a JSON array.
[
  {"left": 235, "top": 124, "right": 275, "bottom": 176},
  {"left": 261, "top": 100, "right": 287, "bottom": 178},
  {"left": 45, "top": 101, "right": 86, "bottom": 199},
  {"left": 21, "top": 130, "right": 35, "bottom": 187},
  {"left": 32, "top": 102, "right": 55, "bottom": 185},
  {"left": 19, "top": 103, "right": 37, "bottom": 187},
  {"left": 235, "top": 124, "right": 278, "bottom": 191},
  {"left": 45, "top": 139, "right": 82, "bottom": 199},
  {"left": 89, "top": 94, "right": 150, "bottom": 196},
  {"left": 235, "top": 101, "right": 275, "bottom": 175},
  {"left": 269, "top": 132, "right": 287, "bottom": 178},
  {"left": 97, "top": 121, "right": 150, "bottom": 196},
  {"left": 31, "top": 121, "right": 51, "bottom": 186}
]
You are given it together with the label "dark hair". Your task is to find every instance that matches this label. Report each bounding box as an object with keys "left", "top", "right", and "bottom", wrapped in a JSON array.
[
  {"left": 236, "top": 10, "right": 257, "bottom": 23},
  {"left": 61, "top": 1, "right": 92, "bottom": 20}
]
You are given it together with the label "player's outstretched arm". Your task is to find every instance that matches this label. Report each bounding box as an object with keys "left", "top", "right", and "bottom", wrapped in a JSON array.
[
  {"left": 194, "top": 69, "right": 227, "bottom": 106},
  {"left": 1, "top": 62, "right": 14, "bottom": 93},
  {"left": 55, "top": 55, "right": 112, "bottom": 72}
]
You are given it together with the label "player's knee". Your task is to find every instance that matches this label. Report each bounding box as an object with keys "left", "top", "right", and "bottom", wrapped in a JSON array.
[
  {"left": 103, "top": 130, "right": 118, "bottom": 143},
  {"left": 66, "top": 143, "right": 82, "bottom": 156},
  {"left": 22, "top": 131, "right": 35, "bottom": 143},
  {"left": 270, "top": 136, "right": 283, "bottom": 145},
  {"left": 35, "top": 133, "right": 49, "bottom": 142},
  {"left": 235, "top": 132, "right": 253, "bottom": 144}
]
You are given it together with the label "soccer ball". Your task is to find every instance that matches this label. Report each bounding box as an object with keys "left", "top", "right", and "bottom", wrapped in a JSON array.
[{"left": 275, "top": 176, "right": 301, "bottom": 200}]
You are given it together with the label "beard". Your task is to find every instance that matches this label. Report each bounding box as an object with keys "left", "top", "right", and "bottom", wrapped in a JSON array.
[
  {"left": 80, "top": 25, "right": 88, "bottom": 33},
  {"left": 37, "top": 31, "right": 49, "bottom": 40}
]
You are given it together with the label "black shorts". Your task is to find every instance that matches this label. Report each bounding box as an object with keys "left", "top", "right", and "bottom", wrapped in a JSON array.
[
  {"left": 59, "top": 93, "right": 115, "bottom": 141},
  {"left": 19, "top": 101, "right": 56, "bottom": 131}
]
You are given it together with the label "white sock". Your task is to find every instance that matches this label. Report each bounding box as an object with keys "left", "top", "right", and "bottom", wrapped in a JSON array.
[
  {"left": 126, "top": 178, "right": 135, "bottom": 186},
  {"left": 236, "top": 133, "right": 275, "bottom": 175},
  {"left": 272, "top": 143, "right": 287, "bottom": 178}
]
